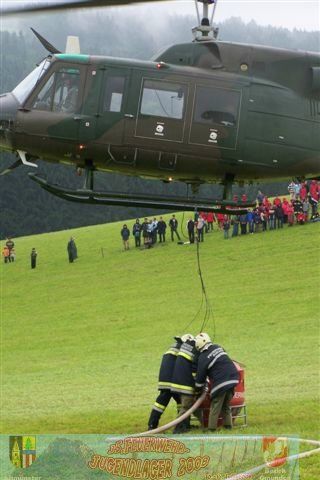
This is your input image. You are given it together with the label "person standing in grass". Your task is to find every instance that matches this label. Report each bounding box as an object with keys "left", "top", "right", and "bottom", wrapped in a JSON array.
[
  {"left": 169, "top": 215, "right": 181, "bottom": 242},
  {"left": 2, "top": 246, "right": 10, "bottom": 263},
  {"left": 10, "top": 248, "right": 16, "bottom": 262},
  {"left": 132, "top": 219, "right": 141, "bottom": 248},
  {"left": 187, "top": 217, "right": 195, "bottom": 243},
  {"left": 147, "top": 336, "right": 182, "bottom": 430},
  {"left": 120, "top": 224, "right": 130, "bottom": 251},
  {"left": 5, "top": 237, "right": 14, "bottom": 262},
  {"left": 222, "top": 215, "right": 230, "bottom": 239},
  {"left": 30, "top": 248, "right": 37, "bottom": 269},
  {"left": 170, "top": 334, "right": 201, "bottom": 434},
  {"left": 231, "top": 215, "right": 240, "bottom": 237},
  {"left": 196, "top": 214, "right": 205, "bottom": 242},
  {"left": 67, "top": 237, "right": 78, "bottom": 263},
  {"left": 194, "top": 333, "right": 239, "bottom": 432},
  {"left": 157, "top": 217, "right": 167, "bottom": 243}
]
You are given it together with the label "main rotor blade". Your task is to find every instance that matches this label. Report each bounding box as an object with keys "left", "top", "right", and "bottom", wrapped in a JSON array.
[
  {"left": 0, "top": 159, "right": 22, "bottom": 176},
  {"left": 2, "top": 0, "right": 166, "bottom": 15},
  {"left": 30, "top": 28, "right": 61, "bottom": 54}
]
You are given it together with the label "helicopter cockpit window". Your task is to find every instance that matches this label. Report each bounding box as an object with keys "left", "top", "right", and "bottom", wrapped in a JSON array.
[
  {"left": 12, "top": 59, "right": 51, "bottom": 104},
  {"left": 140, "top": 80, "right": 185, "bottom": 119},
  {"left": 103, "top": 76, "right": 125, "bottom": 112},
  {"left": 194, "top": 86, "right": 240, "bottom": 126},
  {"left": 32, "top": 68, "right": 80, "bottom": 113}
]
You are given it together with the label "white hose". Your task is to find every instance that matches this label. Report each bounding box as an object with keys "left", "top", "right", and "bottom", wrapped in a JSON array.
[
  {"left": 137, "top": 391, "right": 207, "bottom": 436},
  {"left": 225, "top": 437, "right": 320, "bottom": 480}
]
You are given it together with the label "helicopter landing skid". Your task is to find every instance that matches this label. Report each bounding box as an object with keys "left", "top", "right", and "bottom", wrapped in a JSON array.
[{"left": 28, "top": 173, "right": 255, "bottom": 215}]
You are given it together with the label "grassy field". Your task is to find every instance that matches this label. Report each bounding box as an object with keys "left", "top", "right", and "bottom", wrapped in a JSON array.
[{"left": 1, "top": 214, "right": 319, "bottom": 478}]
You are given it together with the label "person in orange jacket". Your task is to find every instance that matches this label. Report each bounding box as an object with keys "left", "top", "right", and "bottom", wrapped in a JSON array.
[{"left": 2, "top": 246, "right": 10, "bottom": 263}]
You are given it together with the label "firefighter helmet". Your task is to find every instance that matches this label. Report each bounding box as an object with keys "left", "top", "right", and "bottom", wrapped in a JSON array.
[
  {"left": 181, "top": 333, "right": 194, "bottom": 342},
  {"left": 195, "top": 332, "right": 212, "bottom": 350}
]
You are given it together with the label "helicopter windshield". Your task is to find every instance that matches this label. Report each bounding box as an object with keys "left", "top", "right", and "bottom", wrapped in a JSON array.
[{"left": 12, "top": 59, "right": 51, "bottom": 104}]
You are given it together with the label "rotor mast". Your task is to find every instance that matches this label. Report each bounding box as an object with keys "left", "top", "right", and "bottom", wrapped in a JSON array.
[{"left": 192, "top": 0, "right": 219, "bottom": 41}]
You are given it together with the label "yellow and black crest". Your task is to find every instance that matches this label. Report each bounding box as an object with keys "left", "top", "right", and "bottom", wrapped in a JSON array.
[{"left": 9, "top": 436, "right": 36, "bottom": 468}]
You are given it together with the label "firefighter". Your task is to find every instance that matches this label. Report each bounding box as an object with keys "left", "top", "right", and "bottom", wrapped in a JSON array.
[
  {"left": 147, "top": 336, "right": 183, "bottom": 430},
  {"left": 171, "top": 334, "right": 201, "bottom": 433},
  {"left": 194, "top": 333, "right": 239, "bottom": 431}
]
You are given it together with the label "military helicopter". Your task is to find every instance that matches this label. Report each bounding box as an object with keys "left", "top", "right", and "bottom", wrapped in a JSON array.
[{"left": 1, "top": 0, "right": 319, "bottom": 213}]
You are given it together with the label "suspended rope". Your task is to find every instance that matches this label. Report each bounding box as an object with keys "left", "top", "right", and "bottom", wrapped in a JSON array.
[
  {"left": 196, "top": 238, "right": 215, "bottom": 335},
  {"left": 181, "top": 212, "right": 216, "bottom": 337}
]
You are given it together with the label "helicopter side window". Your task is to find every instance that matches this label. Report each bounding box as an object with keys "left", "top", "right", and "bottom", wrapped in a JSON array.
[
  {"left": 52, "top": 70, "right": 80, "bottom": 113},
  {"left": 32, "top": 68, "right": 80, "bottom": 113},
  {"left": 194, "top": 86, "right": 240, "bottom": 126},
  {"left": 32, "top": 74, "right": 55, "bottom": 111},
  {"left": 103, "top": 76, "right": 125, "bottom": 113},
  {"left": 140, "top": 80, "right": 185, "bottom": 119}
]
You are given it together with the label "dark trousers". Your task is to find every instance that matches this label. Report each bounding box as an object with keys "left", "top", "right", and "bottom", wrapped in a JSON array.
[
  {"left": 197, "top": 228, "right": 204, "bottom": 242},
  {"left": 188, "top": 230, "right": 195, "bottom": 243},
  {"left": 209, "top": 389, "right": 234, "bottom": 430},
  {"left": 159, "top": 233, "right": 166, "bottom": 243},
  {"left": 31, "top": 258, "right": 37, "bottom": 269},
  {"left": 134, "top": 235, "right": 141, "bottom": 247},
  {"left": 240, "top": 223, "right": 247, "bottom": 234},
  {"left": 171, "top": 229, "right": 181, "bottom": 241},
  {"left": 68, "top": 252, "right": 74, "bottom": 263},
  {"left": 148, "top": 390, "right": 181, "bottom": 429}
]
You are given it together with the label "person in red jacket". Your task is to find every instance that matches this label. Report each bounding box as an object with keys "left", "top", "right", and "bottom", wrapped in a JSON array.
[
  {"left": 287, "top": 202, "right": 295, "bottom": 226},
  {"left": 299, "top": 182, "right": 308, "bottom": 202},
  {"left": 217, "top": 213, "right": 224, "bottom": 230},
  {"left": 273, "top": 196, "right": 282, "bottom": 207},
  {"left": 282, "top": 198, "right": 289, "bottom": 224},
  {"left": 207, "top": 211, "right": 215, "bottom": 231}
]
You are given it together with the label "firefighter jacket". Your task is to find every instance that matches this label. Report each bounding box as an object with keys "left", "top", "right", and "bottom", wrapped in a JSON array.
[
  {"left": 158, "top": 340, "right": 181, "bottom": 390},
  {"left": 171, "top": 340, "right": 198, "bottom": 395},
  {"left": 195, "top": 343, "right": 239, "bottom": 398}
]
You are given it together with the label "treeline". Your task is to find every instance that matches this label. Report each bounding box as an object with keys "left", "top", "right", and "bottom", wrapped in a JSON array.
[{"left": 0, "top": 15, "right": 318, "bottom": 239}]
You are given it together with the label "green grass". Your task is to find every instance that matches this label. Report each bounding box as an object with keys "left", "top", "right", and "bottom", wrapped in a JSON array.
[{"left": 1, "top": 215, "right": 319, "bottom": 478}]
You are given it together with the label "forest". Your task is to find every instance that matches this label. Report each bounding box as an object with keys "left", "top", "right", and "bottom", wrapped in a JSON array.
[{"left": 0, "top": 10, "right": 319, "bottom": 239}]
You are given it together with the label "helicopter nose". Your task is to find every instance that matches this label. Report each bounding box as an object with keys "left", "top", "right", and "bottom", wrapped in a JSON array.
[{"left": 0, "top": 92, "right": 19, "bottom": 151}]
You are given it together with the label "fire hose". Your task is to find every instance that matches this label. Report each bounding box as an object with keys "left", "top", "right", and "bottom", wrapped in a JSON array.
[{"left": 137, "top": 390, "right": 207, "bottom": 436}]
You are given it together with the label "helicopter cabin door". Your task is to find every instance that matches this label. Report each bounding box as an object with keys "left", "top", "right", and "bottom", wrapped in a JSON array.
[
  {"left": 90, "top": 66, "right": 132, "bottom": 164},
  {"left": 15, "top": 63, "right": 87, "bottom": 159},
  {"left": 189, "top": 84, "right": 241, "bottom": 149},
  {"left": 134, "top": 78, "right": 187, "bottom": 143}
]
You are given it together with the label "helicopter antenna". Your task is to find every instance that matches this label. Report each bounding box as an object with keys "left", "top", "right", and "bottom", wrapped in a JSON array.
[{"left": 192, "top": 0, "right": 219, "bottom": 42}]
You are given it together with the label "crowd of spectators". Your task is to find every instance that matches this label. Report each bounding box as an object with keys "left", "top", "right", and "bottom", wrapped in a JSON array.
[
  {"left": 221, "top": 180, "right": 319, "bottom": 239},
  {"left": 120, "top": 180, "right": 319, "bottom": 248}
]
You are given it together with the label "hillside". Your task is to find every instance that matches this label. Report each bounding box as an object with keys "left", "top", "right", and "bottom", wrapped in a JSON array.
[{"left": 1, "top": 215, "right": 319, "bottom": 477}]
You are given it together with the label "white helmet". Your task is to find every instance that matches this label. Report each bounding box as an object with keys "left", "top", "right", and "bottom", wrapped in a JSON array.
[
  {"left": 181, "top": 333, "right": 194, "bottom": 342},
  {"left": 195, "top": 332, "right": 212, "bottom": 351}
]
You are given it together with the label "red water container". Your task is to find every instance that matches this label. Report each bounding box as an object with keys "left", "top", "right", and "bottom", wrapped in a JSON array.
[{"left": 199, "top": 361, "right": 246, "bottom": 428}]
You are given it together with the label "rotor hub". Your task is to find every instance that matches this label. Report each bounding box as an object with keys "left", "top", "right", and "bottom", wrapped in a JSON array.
[{"left": 192, "top": 0, "right": 219, "bottom": 41}]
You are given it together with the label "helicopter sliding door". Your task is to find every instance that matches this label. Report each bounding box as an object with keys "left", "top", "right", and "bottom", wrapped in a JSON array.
[
  {"left": 189, "top": 85, "right": 241, "bottom": 149},
  {"left": 94, "top": 67, "right": 130, "bottom": 145},
  {"left": 134, "top": 79, "right": 187, "bottom": 143}
]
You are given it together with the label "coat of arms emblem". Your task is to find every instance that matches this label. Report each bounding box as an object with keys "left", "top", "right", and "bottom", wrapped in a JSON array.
[{"left": 9, "top": 436, "right": 36, "bottom": 468}]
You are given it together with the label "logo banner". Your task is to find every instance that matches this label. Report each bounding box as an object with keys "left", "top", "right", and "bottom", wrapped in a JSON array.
[{"left": 0, "top": 435, "right": 300, "bottom": 480}]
